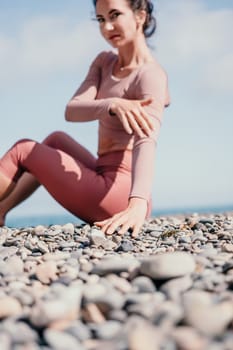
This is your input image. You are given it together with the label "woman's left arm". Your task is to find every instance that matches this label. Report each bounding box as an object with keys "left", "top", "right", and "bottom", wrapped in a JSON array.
[{"left": 95, "top": 64, "right": 170, "bottom": 236}]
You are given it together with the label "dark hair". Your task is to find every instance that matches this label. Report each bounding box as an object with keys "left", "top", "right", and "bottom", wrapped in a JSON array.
[{"left": 92, "top": 0, "right": 157, "bottom": 38}]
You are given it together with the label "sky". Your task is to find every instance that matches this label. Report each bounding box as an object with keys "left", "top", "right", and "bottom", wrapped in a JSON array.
[{"left": 0, "top": 0, "right": 233, "bottom": 223}]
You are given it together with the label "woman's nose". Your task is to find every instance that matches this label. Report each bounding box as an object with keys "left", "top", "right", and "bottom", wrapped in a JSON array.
[{"left": 104, "top": 21, "right": 114, "bottom": 31}]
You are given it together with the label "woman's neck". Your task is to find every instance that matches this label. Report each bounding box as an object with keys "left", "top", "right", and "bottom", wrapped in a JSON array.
[{"left": 117, "top": 37, "right": 153, "bottom": 70}]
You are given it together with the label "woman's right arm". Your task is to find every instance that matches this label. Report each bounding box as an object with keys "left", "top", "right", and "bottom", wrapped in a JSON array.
[{"left": 65, "top": 52, "right": 113, "bottom": 122}]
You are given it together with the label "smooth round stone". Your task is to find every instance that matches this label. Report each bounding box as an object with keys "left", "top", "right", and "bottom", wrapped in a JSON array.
[
  {"left": 0, "top": 246, "right": 18, "bottom": 260},
  {"left": 91, "top": 257, "right": 140, "bottom": 276},
  {"left": 35, "top": 260, "right": 58, "bottom": 284},
  {"left": 222, "top": 243, "right": 233, "bottom": 253},
  {"left": 9, "top": 290, "right": 34, "bottom": 306},
  {"left": 42, "top": 252, "right": 71, "bottom": 261},
  {"left": 108, "top": 309, "right": 128, "bottom": 322},
  {"left": 183, "top": 290, "right": 233, "bottom": 336},
  {"left": 89, "top": 229, "right": 106, "bottom": 247},
  {"left": 65, "top": 321, "right": 91, "bottom": 342},
  {"left": 59, "top": 241, "right": 77, "bottom": 249},
  {"left": 0, "top": 332, "right": 11, "bottom": 350},
  {"left": 126, "top": 316, "right": 162, "bottom": 350},
  {"left": 200, "top": 247, "right": 218, "bottom": 258},
  {"left": 2, "top": 321, "right": 38, "bottom": 344},
  {"left": 149, "top": 230, "right": 162, "bottom": 238},
  {"left": 178, "top": 236, "right": 191, "bottom": 244},
  {"left": 160, "top": 275, "right": 193, "bottom": 301},
  {"left": 116, "top": 239, "right": 134, "bottom": 252},
  {"left": 199, "top": 218, "right": 214, "bottom": 225},
  {"left": 55, "top": 276, "right": 73, "bottom": 286},
  {"left": 131, "top": 276, "right": 156, "bottom": 293},
  {"left": 140, "top": 252, "right": 196, "bottom": 279},
  {"left": 62, "top": 223, "right": 75, "bottom": 235},
  {"left": 0, "top": 256, "right": 24, "bottom": 276},
  {"left": 91, "top": 250, "right": 105, "bottom": 259},
  {"left": 34, "top": 225, "right": 47, "bottom": 236},
  {"left": 0, "top": 297, "right": 22, "bottom": 318},
  {"left": 83, "top": 283, "right": 125, "bottom": 310},
  {"left": 106, "top": 274, "right": 132, "bottom": 293},
  {"left": 7, "top": 281, "right": 26, "bottom": 290},
  {"left": 155, "top": 300, "right": 184, "bottom": 327},
  {"left": 90, "top": 321, "right": 122, "bottom": 340},
  {"left": 44, "top": 329, "right": 84, "bottom": 350},
  {"left": 36, "top": 241, "right": 49, "bottom": 254},
  {"left": 171, "top": 326, "right": 208, "bottom": 350},
  {"left": 30, "top": 287, "right": 82, "bottom": 328}
]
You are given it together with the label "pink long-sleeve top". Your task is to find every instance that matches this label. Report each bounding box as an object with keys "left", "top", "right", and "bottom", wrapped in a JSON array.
[{"left": 65, "top": 51, "right": 170, "bottom": 202}]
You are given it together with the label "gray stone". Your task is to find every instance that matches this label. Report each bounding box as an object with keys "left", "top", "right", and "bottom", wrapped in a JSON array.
[
  {"left": 44, "top": 329, "right": 84, "bottom": 350},
  {"left": 90, "top": 320, "right": 122, "bottom": 340},
  {"left": 0, "top": 332, "right": 11, "bottom": 350},
  {"left": 92, "top": 257, "right": 140, "bottom": 275},
  {"left": 140, "top": 252, "right": 196, "bottom": 279},
  {"left": 131, "top": 276, "right": 156, "bottom": 293},
  {"left": 65, "top": 321, "right": 91, "bottom": 341},
  {"left": 160, "top": 275, "right": 193, "bottom": 301},
  {"left": 183, "top": 290, "right": 233, "bottom": 336}
]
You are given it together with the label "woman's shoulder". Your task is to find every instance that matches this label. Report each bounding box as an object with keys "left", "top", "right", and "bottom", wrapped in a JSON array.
[
  {"left": 93, "top": 50, "right": 117, "bottom": 65},
  {"left": 134, "top": 58, "right": 170, "bottom": 107},
  {"left": 139, "top": 57, "right": 168, "bottom": 81}
]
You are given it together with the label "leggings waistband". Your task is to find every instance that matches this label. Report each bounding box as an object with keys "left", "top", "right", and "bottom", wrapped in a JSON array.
[{"left": 96, "top": 150, "right": 132, "bottom": 174}]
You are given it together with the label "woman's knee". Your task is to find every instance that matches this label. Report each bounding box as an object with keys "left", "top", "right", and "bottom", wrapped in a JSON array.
[
  {"left": 12, "top": 138, "right": 35, "bottom": 152},
  {"left": 43, "top": 131, "right": 68, "bottom": 147}
]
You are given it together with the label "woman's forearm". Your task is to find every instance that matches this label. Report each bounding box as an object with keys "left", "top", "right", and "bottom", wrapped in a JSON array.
[{"left": 65, "top": 98, "right": 113, "bottom": 122}]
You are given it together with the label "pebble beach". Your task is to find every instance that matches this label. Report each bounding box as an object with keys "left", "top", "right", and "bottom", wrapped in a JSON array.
[{"left": 0, "top": 211, "right": 233, "bottom": 350}]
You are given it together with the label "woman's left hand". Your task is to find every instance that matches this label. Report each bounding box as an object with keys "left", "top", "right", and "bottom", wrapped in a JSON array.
[{"left": 94, "top": 197, "right": 147, "bottom": 238}]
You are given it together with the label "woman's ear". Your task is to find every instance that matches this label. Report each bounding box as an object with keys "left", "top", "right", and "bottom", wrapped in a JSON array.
[{"left": 135, "top": 10, "right": 147, "bottom": 29}]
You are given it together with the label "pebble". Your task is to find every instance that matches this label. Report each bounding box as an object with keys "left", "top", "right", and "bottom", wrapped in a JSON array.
[
  {"left": 140, "top": 251, "right": 196, "bottom": 279},
  {"left": 44, "top": 329, "right": 84, "bottom": 350},
  {"left": 0, "top": 211, "right": 232, "bottom": 349},
  {"left": 0, "top": 296, "right": 22, "bottom": 318}
]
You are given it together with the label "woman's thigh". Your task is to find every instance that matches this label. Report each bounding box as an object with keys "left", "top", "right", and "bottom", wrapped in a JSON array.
[
  {"left": 15, "top": 140, "right": 131, "bottom": 222},
  {"left": 43, "top": 131, "right": 96, "bottom": 170}
]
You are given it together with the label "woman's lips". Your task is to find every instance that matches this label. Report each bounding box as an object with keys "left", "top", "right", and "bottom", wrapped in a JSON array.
[{"left": 109, "top": 34, "right": 121, "bottom": 41}]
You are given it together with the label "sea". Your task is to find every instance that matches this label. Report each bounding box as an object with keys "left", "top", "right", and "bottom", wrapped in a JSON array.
[{"left": 5, "top": 204, "right": 233, "bottom": 228}]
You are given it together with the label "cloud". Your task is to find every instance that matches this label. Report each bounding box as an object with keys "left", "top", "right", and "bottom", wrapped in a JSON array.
[
  {"left": 198, "top": 52, "right": 233, "bottom": 94},
  {"left": 0, "top": 0, "right": 232, "bottom": 95},
  {"left": 0, "top": 15, "right": 108, "bottom": 87},
  {"left": 155, "top": 0, "right": 233, "bottom": 95}
]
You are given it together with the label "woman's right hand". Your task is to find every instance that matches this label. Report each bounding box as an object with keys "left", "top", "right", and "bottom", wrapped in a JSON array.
[{"left": 109, "top": 97, "right": 155, "bottom": 138}]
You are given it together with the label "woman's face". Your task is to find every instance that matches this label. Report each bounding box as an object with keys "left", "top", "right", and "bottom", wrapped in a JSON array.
[{"left": 95, "top": 0, "right": 140, "bottom": 48}]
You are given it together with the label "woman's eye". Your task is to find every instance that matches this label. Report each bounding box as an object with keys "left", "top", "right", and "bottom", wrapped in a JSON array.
[
  {"left": 96, "top": 17, "right": 104, "bottom": 23},
  {"left": 110, "top": 12, "right": 121, "bottom": 20}
]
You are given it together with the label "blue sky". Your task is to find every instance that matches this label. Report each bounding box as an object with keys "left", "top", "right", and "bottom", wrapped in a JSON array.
[{"left": 0, "top": 0, "right": 233, "bottom": 222}]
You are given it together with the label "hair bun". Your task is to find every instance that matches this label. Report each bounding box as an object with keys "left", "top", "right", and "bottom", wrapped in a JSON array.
[
  {"left": 144, "top": 0, "right": 156, "bottom": 38},
  {"left": 147, "top": 1, "right": 154, "bottom": 15}
]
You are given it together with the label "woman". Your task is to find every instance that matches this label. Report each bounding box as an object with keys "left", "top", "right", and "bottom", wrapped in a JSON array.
[{"left": 0, "top": 0, "right": 170, "bottom": 237}]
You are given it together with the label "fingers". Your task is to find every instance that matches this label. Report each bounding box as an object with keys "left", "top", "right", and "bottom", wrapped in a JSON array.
[
  {"left": 126, "top": 111, "right": 145, "bottom": 138},
  {"left": 94, "top": 219, "right": 115, "bottom": 234},
  {"left": 94, "top": 213, "right": 143, "bottom": 238},
  {"left": 94, "top": 213, "right": 121, "bottom": 235},
  {"left": 140, "top": 97, "right": 154, "bottom": 106},
  {"left": 131, "top": 224, "right": 141, "bottom": 238},
  {"left": 139, "top": 106, "right": 156, "bottom": 131},
  {"left": 118, "top": 110, "right": 133, "bottom": 135},
  {"left": 105, "top": 213, "right": 125, "bottom": 235},
  {"left": 112, "top": 98, "right": 155, "bottom": 138},
  {"left": 135, "top": 107, "right": 154, "bottom": 136},
  {"left": 95, "top": 214, "right": 128, "bottom": 236},
  {"left": 127, "top": 108, "right": 154, "bottom": 137}
]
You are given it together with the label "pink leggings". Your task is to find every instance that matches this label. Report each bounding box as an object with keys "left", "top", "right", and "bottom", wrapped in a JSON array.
[{"left": 0, "top": 131, "right": 134, "bottom": 223}]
